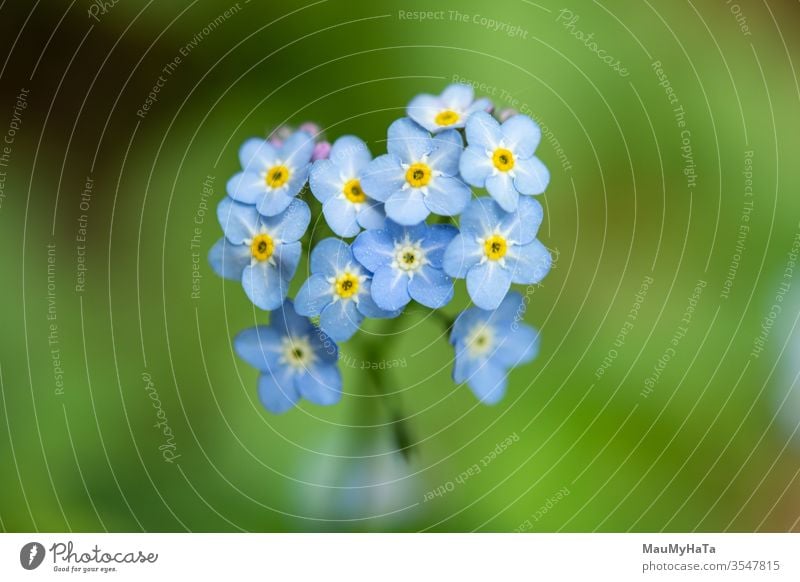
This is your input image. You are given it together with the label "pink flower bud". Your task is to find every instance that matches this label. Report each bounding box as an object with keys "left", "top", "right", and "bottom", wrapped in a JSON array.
[{"left": 312, "top": 141, "right": 331, "bottom": 161}]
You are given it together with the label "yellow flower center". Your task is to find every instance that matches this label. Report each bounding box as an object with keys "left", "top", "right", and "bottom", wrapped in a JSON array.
[
  {"left": 395, "top": 244, "right": 424, "bottom": 272},
  {"left": 434, "top": 109, "right": 460, "bottom": 126},
  {"left": 265, "top": 165, "right": 290, "bottom": 189},
  {"left": 484, "top": 235, "right": 507, "bottom": 261},
  {"left": 250, "top": 233, "right": 275, "bottom": 261},
  {"left": 281, "top": 336, "right": 315, "bottom": 369},
  {"left": 492, "top": 148, "right": 515, "bottom": 172},
  {"left": 342, "top": 178, "right": 366, "bottom": 203},
  {"left": 405, "top": 162, "right": 432, "bottom": 188},
  {"left": 334, "top": 272, "right": 360, "bottom": 299}
]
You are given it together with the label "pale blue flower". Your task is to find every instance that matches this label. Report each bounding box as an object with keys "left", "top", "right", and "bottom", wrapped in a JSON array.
[
  {"left": 352, "top": 219, "right": 458, "bottom": 311},
  {"left": 295, "top": 238, "right": 399, "bottom": 341},
  {"left": 235, "top": 300, "right": 342, "bottom": 413},
  {"left": 360, "top": 118, "right": 470, "bottom": 225},
  {"left": 460, "top": 111, "right": 549, "bottom": 212},
  {"left": 226, "top": 130, "right": 315, "bottom": 217},
  {"left": 209, "top": 197, "right": 309, "bottom": 310},
  {"left": 451, "top": 292, "right": 540, "bottom": 404},
  {"left": 309, "top": 136, "right": 386, "bottom": 237},
  {"left": 443, "top": 197, "right": 551, "bottom": 310},
  {"left": 407, "top": 83, "right": 492, "bottom": 133}
]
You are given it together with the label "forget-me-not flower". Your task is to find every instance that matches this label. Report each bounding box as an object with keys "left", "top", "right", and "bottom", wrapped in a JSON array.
[
  {"left": 309, "top": 135, "right": 386, "bottom": 237},
  {"left": 450, "top": 292, "right": 540, "bottom": 404},
  {"left": 407, "top": 83, "right": 492, "bottom": 133},
  {"left": 352, "top": 219, "right": 458, "bottom": 311},
  {"left": 295, "top": 238, "right": 399, "bottom": 341},
  {"left": 443, "top": 197, "right": 551, "bottom": 310},
  {"left": 360, "top": 118, "right": 470, "bottom": 226},
  {"left": 227, "top": 130, "right": 315, "bottom": 217},
  {"left": 209, "top": 197, "right": 310, "bottom": 310},
  {"left": 460, "top": 111, "right": 549, "bottom": 212},
  {"left": 235, "top": 300, "right": 342, "bottom": 413}
]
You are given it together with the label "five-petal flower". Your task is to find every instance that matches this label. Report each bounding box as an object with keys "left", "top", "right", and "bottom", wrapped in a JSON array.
[
  {"left": 360, "top": 118, "right": 471, "bottom": 225},
  {"left": 209, "top": 197, "right": 310, "bottom": 311},
  {"left": 235, "top": 300, "right": 342, "bottom": 413},
  {"left": 352, "top": 219, "right": 458, "bottom": 311},
  {"left": 460, "top": 111, "right": 550, "bottom": 212},
  {"left": 443, "top": 197, "right": 551, "bottom": 310},
  {"left": 227, "top": 130, "right": 315, "bottom": 217},
  {"left": 295, "top": 238, "right": 399, "bottom": 341},
  {"left": 450, "top": 292, "right": 540, "bottom": 404},
  {"left": 407, "top": 83, "right": 492, "bottom": 133},
  {"left": 309, "top": 135, "right": 386, "bottom": 237}
]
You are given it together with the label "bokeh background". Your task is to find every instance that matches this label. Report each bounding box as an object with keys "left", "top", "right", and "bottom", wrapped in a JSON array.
[{"left": 1, "top": 0, "right": 799, "bottom": 532}]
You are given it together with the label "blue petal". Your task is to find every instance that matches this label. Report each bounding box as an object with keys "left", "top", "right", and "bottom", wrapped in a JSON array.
[
  {"left": 322, "top": 196, "right": 361, "bottom": 238},
  {"left": 387, "top": 118, "right": 433, "bottom": 163},
  {"left": 305, "top": 324, "right": 339, "bottom": 365},
  {"left": 500, "top": 115, "right": 541, "bottom": 159},
  {"left": 485, "top": 172, "right": 520, "bottom": 212},
  {"left": 279, "top": 130, "right": 315, "bottom": 167},
  {"left": 294, "top": 274, "right": 332, "bottom": 317},
  {"left": 257, "top": 188, "right": 295, "bottom": 217},
  {"left": 451, "top": 307, "right": 487, "bottom": 345},
  {"left": 465, "top": 97, "right": 493, "bottom": 117},
  {"left": 385, "top": 188, "right": 430, "bottom": 225},
  {"left": 234, "top": 325, "right": 282, "bottom": 371},
  {"left": 260, "top": 199, "right": 310, "bottom": 243},
  {"left": 507, "top": 239, "right": 551, "bottom": 285},
  {"left": 320, "top": 299, "right": 362, "bottom": 342},
  {"left": 498, "top": 196, "right": 543, "bottom": 245},
  {"left": 406, "top": 94, "right": 441, "bottom": 133},
  {"left": 217, "top": 197, "right": 260, "bottom": 243},
  {"left": 258, "top": 367, "right": 300, "bottom": 414},
  {"left": 276, "top": 242, "right": 302, "bottom": 282},
  {"left": 360, "top": 154, "right": 405, "bottom": 202},
  {"left": 467, "top": 361, "right": 508, "bottom": 405},
  {"left": 329, "top": 135, "right": 372, "bottom": 176},
  {"left": 310, "top": 238, "right": 355, "bottom": 276},
  {"left": 491, "top": 323, "right": 540, "bottom": 368},
  {"left": 242, "top": 261, "right": 287, "bottom": 311},
  {"left": 422, "top": 224, "right": 459, "bottom": 268},
  {"left": 443, "top": 233, "right": 483, "bottom": 279},
  {"left": 465, "top": 111, "right": 502, "bottom": 150},
  {"left": 295, "top": 364, "right": 342, "bottom": 406},
  {"left": 424, "top": 176, "right": 471, "bottom": 217},
  {"left": 270, "top": 299, "right": 316, "bottom": 337},
  {"left": 208, "top": 237, "right": 250, "bottom": 280},
  {"left": 492, "top": 291, "right": 526, "bottom": 324},
  {"left": 459, "top": 146, "right": 493, "bottom": 187},
  {"left": 513, "top": 156, "right": 550, "bottom": 195},
  {"left": 239, "top": 138, "right": 276, "bottom": 172},
  {"left": 385, "top": 219, "right": 427, "bottom": 243},
  {"left": 356, "top": 200, "right": 387, "bottom": 231},
  {"left": 466, "top": 260, "right": 513, "bottom": 310},
  {"left": 427, "top": 129, "right": 463, "bottom": 176},
  {"left": 356, "top": 279, "right": 401, "bottom": 318},
  {"left": 352, "top": 228, "right": 395, "bottom": 273},
  {"left": 309, "top": 159, "right": 343, "bottom": 203},
  {"left": 226, "top": 171, "right": 266, "bottom": 205},
  {"left": 440, "top": 83, "right": 474, "bottom": 110},
  {"left": 459, "top": 197, "right": 505, "bottom": 238},
  {"left": 370, "top": 266, "right": 411, "bottom": 311},
  {"left": 408, "top": 265, "right": 454, "bottom": 308}
]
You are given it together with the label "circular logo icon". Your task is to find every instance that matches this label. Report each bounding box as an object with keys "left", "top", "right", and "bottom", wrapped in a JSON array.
[{"left": 19, "top": 542, "right": 45, "bottom": 570}]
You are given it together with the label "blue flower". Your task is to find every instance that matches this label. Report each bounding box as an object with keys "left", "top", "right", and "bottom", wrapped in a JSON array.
[
  {"left": 407, "top": 83, "right": 492, "bottom": 133},
  {"left": 450, "top": 292, "right": 540, "bottom": 404},
  {"left": 443, "top": 197, "right": 551, "bottom": 310},
  {"left": 295, "top": 238, "right": 399, "bottom": 341},
  {"left": 352, "top": 219, "right": 458, "bottom": 311},
  {"left": 360, "top": 118, "right": 471, "bottom": 226},
  {"left": 209, "top": 197, "right": 310, "bottom": 310},
  {"left": 226, "top": 130, "right": 315, "bottom": 217},
  {"left": 309, "top": 135, "right": 386, "bottom": 237},
  {"left": 235, "top": 300, "right": 342, "bottom": 413},
  {"left": 460, "top": 111, "right": 550, "bottom": 212}
]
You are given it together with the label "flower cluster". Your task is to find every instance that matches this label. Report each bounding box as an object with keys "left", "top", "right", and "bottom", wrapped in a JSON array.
[{"left": 210, "top": 84, "right": 552, "bottom": 414}]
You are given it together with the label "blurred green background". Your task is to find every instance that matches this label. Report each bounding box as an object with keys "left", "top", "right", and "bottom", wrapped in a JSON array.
[{"left": 1, "top": 0, "right": 799, "bottom": 532}]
